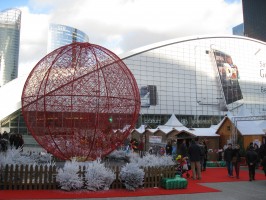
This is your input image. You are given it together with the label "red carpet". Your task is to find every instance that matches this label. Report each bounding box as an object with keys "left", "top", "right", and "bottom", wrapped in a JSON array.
[{"left": 0, "top": 168, "right": 265, "bottom": 199}]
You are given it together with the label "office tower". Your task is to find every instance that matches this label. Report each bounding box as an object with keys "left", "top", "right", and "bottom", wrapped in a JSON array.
[
  {"left": 47, "top": 23, "right": 89, "bottom": 53},
  {"left": 0, "top": 8, "right": 21, "bottom": 87},
  {"left": 232, "top": 23, "right": 244, "bottom": 36},
  {"left": 242, "top": 0, "right": 266, "bottom": 42}
]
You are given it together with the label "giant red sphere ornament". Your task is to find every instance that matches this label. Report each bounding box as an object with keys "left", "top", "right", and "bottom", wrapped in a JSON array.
[{"left": 21, "top": 42, "right": 140, "bottom": 161}]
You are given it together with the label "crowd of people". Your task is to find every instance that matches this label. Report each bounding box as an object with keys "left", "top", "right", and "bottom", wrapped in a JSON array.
[
  {"left": 126, "top": 137, "right": 266, "bottom": 182},
  {"left": 224, "top": 141, "right": 266, "bottom": 181},
  {"left": 0, "top": 131, "right": 24, "bottom": 152},
  {"left": 162, "top": 138, "right": 208, "bottom": 180},
  {"left": 2, "top": 130, "right": 265, "bottom": 182}
]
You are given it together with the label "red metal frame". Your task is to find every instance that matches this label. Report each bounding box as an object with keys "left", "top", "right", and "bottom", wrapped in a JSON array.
[{"left": 21, "top": 42, "right": 140, "bottom": 161}]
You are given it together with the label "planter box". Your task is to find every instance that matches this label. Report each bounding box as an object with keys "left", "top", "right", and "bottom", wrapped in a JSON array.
[
  {"left": 161, "top": 175, "right": 188, "bottom": 189},
  {"left": 206, "top": 161, "right": 226, "bottom": 167}
]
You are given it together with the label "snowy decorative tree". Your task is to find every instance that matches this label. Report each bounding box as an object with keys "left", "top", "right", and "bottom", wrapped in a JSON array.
[
  {"left": 56, "top": 159, "right": 83, "bottom": 191},
  {"left": 0, "top": 147, "right": 55, "bottom": 166},
  {"left": 131, "top": 154, "right": 175, "bottom": 167},
  {"left": 84, "top": 159, "right": 115, "bottom": 191},
  {"left": 119, "top": 163, "right": 144, "bottom": 191},
  {"left": 0, "top": 148, "right": 35, "bottom": 166}
]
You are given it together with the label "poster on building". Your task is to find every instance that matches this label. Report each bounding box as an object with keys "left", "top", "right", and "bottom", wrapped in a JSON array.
[
  {"left": 212, "top": 49, "right": 243, "bottom": 105},
  {"left": 139, "top": 85, "right": 157, "bottom": 108}
]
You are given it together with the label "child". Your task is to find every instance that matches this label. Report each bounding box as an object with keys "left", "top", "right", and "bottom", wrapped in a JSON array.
[{"left": 176, "top": 155, "right": 190, "bottom": 177}]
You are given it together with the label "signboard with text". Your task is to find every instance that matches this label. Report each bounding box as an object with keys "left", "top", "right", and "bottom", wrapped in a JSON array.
[{"left": 149, "top": 136, "right": 162, "bottom": 143}]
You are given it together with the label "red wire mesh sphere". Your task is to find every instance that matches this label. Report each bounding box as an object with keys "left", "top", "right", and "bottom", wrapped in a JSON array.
[{"left": 21, "top": 42, "right": 140, "bottom": 161}]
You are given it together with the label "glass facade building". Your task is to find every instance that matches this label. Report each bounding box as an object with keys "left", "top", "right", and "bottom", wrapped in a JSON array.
[
  {"left": 122, "top": 36, "right": 266, "bottom": 128},
  {"left": 0, "top": 8, "right": 21, "bottom": 87},
  {"left": 1, "top": 35, "right": 266, "bottom": 136},
  {"left": 233, "top": 23, "right": 244, "bottom": 36},
  {"left": 47, "top": 23, "right": 89, "bottom": 53},
  {"left": 242, "top": 0, "right": 266, "bottom": 42}
]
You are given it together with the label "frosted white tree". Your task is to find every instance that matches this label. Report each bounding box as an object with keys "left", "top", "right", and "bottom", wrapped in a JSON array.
[
  {"left": 0, "top": 147, "right": 35, "bottom": 166},
  {"left": 56, "top": 159, "right": 83, "bottom": 191},
  {"left": 130, "top": 154, "right": 175, "bottom": 167},
  {"left": 84, "top": 159, "right": 115, "bottom": 191},
  {"left": 119, "top": 163, "right": 144, "bottom": 191},
  {"left": 0, "top": 147, "right": 55, "bottom": 166}
]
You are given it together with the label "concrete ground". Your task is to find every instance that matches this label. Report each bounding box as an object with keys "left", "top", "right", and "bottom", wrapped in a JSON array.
[
  {"left": 78, "top": 168, "right": 266, "bottom": 200},
  {"left": 81, "top": 180, "right": 266, "bottom": 200}
]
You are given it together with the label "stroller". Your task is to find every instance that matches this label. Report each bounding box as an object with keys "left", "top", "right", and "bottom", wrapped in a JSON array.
[{"left": 175, "top": 155, "right": 191, "bottom": 178}]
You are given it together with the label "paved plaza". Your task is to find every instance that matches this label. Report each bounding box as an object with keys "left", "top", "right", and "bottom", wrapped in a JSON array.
[{"left": 85, "top": 179, "right": 266, "bottom": 200}]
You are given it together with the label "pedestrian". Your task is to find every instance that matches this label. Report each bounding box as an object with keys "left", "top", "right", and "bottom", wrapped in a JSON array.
[
  {"left": 180, "top": 139, "right": 188, "bottom": 158},
  {"left": 202, "top": 139, "right": 208, "bottom": 171},
  {"left": 172, "top": 141, "right": 177, "bottom": 158},
  {"left": 188, "top": 138, "right": 202, "bottom": 180},
  {"left": 165, "top": 141, "right": 173, "bottom": 156},
  {"left": 259, "top": 142, "right": 266, "bottom": 161},
  {"left": 9, "top": 132, "right": 15, "bottom": 148},
  {"left": 138, "top": 140, "right": 144, "bottom": 157},
  {"left": 246, "top": 145, "right": 259, "bottom": 181},
  {"left": 254, "top": 143, "right": 260, "bottom": 169},
  {"left": 224, "top": 143, "right": 234, "bottom": 177},
  {"left": 198, "top": 141, "right": 205, "bottom": 171},
  {"left": 159, "top": 147, "right": 165, "bottom": 156},
  {"left": 261, "top": 155, "right": 266, "bottom": 176},
  {"left": 232, "top": 144, "right": 241, "bottom": 179}
]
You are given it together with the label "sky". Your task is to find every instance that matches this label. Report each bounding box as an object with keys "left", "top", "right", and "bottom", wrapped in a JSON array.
[{"left": 0, "top": 0, "right": 243, "bottom": 76}]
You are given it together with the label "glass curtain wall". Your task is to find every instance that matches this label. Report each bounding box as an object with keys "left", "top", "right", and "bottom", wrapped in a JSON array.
[{"left": 0, "top": 8, "right": 21, "bottom": 87}]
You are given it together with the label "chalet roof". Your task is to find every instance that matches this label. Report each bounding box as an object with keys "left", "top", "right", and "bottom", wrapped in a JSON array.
[
  {"left": 188, "top": 127, "right": 219, "bottom": 137},
  {"left": 216, "top": 107, "right": 266, "bottom": 136},
  {"left": 134, "top": 114, "right": 220, "bottom": 137},
  {"left": 237, "top": 121, "right": 265, "bottom": 135},
  {"left": 134, "top": 125, "right": 146, "bottom": 134},
  {"left": 157, "top": 113, "right": 189, "bottom": 132},
  {"left": 164, "top": 113, "right": 184, "bottom": 127}
]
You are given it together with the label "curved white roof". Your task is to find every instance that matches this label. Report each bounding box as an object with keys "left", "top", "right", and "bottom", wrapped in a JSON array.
[
  {"left": 0, "top": 74, "right": 27, "bottom": 120},
  {"left": 1, "top": 34, "right": 266, "bottom": 121},
  {"left": 119, "top": 34, "right": 266, "bottom": 60}
]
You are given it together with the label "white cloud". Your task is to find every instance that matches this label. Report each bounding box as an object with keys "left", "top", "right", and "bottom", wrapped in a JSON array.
[
  {"left": 17, "top": 0, "right": 242, "bottom": 76},
  {"left": 18, "top": 6, "right": 50, "bottom": 75}
]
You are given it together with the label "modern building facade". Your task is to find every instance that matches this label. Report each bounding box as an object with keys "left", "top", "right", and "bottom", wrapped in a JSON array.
[
  {"left": 121, "top": 35, "right": 266, "bottom": 128},
  {"left": 0, "top": 8, "right": 21, "bottom": 87},
  {"left": 242, "top": 0, "right": 266, "bottom": 42},
  {"left": 1, "top": 35, "right": 266, "bottom": 136},
  {"left": 47, "top": 23, "right": 89, "bottom": 53},
  {"left": 232, "top": 23, "right": 244, "bottom": 36}
]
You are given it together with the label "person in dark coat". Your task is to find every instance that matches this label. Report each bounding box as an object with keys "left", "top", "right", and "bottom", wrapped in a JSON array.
[
  {"left": 202, "top": 139, "right": 208, "bottom": 171},
  {"left": 261, "top": 155, "right": 266, "bottom": 176},
  {"left": 224, "top": 143, "right": 234, "bottom": 177},
  {"left": 246, "top": 145, "right": 259, "bottom": 181},
  {"left": 165, "top": 141, "right": 173, "bottom": 156},
  {"left": 9, "top": 132, "right": 15, "bottom": 148},
  {"left": 180, "top": 139, "right": 188, "bottom": 158},
  {"left": 259, "top": 142, "right": 266, "bottom": 161},
  {"left": 188, "top": 139, "right": 202, "bottom": 180},
  {"left": 232, "top": 144, "right": 241, "bottom": 179}
]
